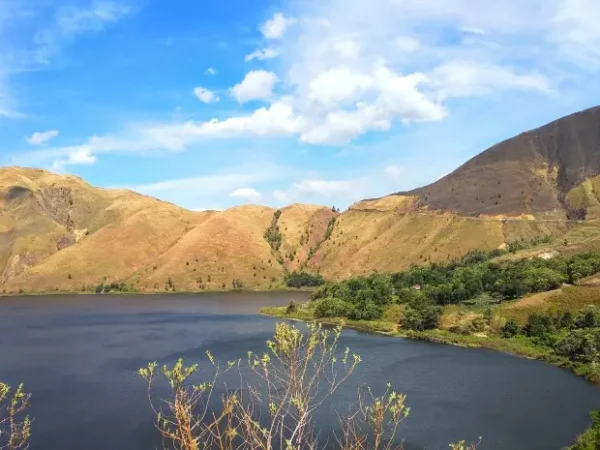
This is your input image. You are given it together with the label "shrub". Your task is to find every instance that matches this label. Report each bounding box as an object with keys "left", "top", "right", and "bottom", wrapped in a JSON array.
[
  {"left": 0, "top": 381, "right": 32, "bottom": 449},
  {"left": 502, "top": 319, "right": 520, "bottom": 337},
  {"left": 286, "top": 299, "right": 298, "bottom": 314},
  {"left": 525, "top": 313, "right": 553, "bottom": 339},
  {"left": 569, "top": 411, "right": 600, "bottom": 450},
  {"left": 349, "top": 301, "right": 384, "bottom": 321},
  {"left": 285, "top": 271, "right": 325, "bottom": 288},
  {"left": 314, "top": 298, "right": 354, "bottom": 318},
  {"left": 402, "top": 304, "right": 442, "bottom": 331}
]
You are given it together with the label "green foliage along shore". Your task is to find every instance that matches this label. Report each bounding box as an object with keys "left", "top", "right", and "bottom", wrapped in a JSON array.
[{"left": 309, "top": 250, "right": 600, "bottom": 330}]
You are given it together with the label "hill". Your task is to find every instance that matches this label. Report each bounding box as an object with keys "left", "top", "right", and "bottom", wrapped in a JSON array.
[
  {"left": 0, "top": 167, "right": 337, "bottom": 292},
  {"left": 307, "top": 106, "right": 600, "bottom": 279},
  {"left": 1, "top": 106, "right": 600, "bottom": 292}
]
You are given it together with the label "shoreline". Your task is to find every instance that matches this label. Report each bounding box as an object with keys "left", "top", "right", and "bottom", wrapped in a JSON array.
[
  {"left": 0, "top": 287, "right": 316, "bottom": 297},
  {"left": 261, "top": 307, "right": 590, "bottom": 385}
]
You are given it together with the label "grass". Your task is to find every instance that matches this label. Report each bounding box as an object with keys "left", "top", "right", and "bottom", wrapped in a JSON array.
[{"left": 500, "top": 286, "right": 600, "bottom": 325}]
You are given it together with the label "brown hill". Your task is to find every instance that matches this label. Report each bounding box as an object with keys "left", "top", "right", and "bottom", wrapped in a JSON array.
[
  {"left": 307, "top": 106, "right": 600, "bottom": 279},
  {"left": 398, "top": 105, "right": 600, "bottom": 218},
  {"left": 1, "top": 106, "right": 599, "bottom": 291},
  {"left": 0, "top": 168, "right": 336, "bottom": 292}
]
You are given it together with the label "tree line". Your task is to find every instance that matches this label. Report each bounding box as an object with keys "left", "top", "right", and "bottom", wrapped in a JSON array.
[{"left": 310, "top": 250, "right": 600, "bottom": 330}]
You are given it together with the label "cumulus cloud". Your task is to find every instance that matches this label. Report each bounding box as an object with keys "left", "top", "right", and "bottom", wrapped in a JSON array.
[
  {"left": 230, "top": 187, "right": 262, "bottom": 203},
  {"left": 245, "top": 47, "right": 279, "bottom": 62},
  {"left": 14, "top": 0, "right": 600, "bottom": 169},
  {"left": 230, "top": 70, "right": 279, "bottom": 103},
  {"left": 261, "top": 12, "right": 296, "bottom": 39},
  {"left": 193, "top": 86, "right": 219, "bottom": 103},
  {"left": 26, "top": 130, "right": 59, "bottom": 145},
  {"left": 205, "top": 67, "right": 217, "bottom": 75},
  {"left": 52, "top": 147, "right": 96, "bottom": 170}
]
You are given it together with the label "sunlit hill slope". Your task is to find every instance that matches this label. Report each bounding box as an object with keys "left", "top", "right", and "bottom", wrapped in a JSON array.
[{"left": 1, "top": 106, "right": 600, "bottom": 292}]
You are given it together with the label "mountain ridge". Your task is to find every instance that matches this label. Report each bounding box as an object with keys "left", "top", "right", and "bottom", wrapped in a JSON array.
[{"left": 1, "top": 106, "right": 600, "bottom": 292}]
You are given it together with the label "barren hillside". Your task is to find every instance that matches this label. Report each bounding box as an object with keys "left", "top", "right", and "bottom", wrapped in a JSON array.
[{"left": 1, "top": 106, "right": 600, "bottom": 291}]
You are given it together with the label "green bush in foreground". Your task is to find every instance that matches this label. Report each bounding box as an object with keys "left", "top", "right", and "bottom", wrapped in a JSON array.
[{"left": 0, "top": 382, "right": 31, "bottom": 450}]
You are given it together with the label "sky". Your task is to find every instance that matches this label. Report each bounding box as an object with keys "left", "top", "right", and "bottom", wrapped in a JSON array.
[{"left": 1, "top": 0, "right": 600, "bottom": 211}]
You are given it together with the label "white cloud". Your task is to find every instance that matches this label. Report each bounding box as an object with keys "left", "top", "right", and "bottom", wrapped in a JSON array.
[
  {"left": 431, "top": 61, "right": 553, "bottom": 100},
  {"left": 245, "top": 47, "right": 279, "bottom": 62},
  {"left": 231, "top": 70, "right": 279, "bottom": 103},
  {"left": 307, "top": 67, "right": 373, "bottom": 107},
  {"left": 384, "top": 164, "right": 404, "bottom": 177},
  {"left": 395, "top": 36, "right": 420, "bottom": 52},
  {"left": 461, "top": 27, "right": 485, "bottom": 35},
  {"left": 193, "top": 86, "right": 219, "bottom": 103},
  {"left": 551, "top": 0, "right": 600, "bottom": 69},
  {"left": 26, "top": 130, "right": 59, "bottom": 145},
  {"left": 261, "top": 12, "right": 296, "bottom": 39},
  {"left": 293, "top": 179, "right": 356, "bottom": 195},
  {"left": 52, "top": 147, "right": 97, "bottom": 170},
  {"left": 34, "top": 2, "right": 131, "bottom": 63},
  {"left": 122, "top": 163, "right": 287, "bottom": 209},
  {"left": 230, "top": 187, "right": 262, "bottom": 203},
  {"left": 205, "top": 67, "right": 217, "bottom": 75},
  {"left": 12, "top": 0, "right": 600, "bottom": 171},
  {"left": 272, "top": 189, "right": 288, "bottom": 202}
]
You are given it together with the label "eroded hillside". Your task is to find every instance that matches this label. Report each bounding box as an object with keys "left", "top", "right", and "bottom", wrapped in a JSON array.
[{"left": 1, "top": 106, "right": 600, "bottom": 291}]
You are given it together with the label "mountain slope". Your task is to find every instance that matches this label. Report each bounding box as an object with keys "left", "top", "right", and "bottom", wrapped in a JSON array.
[
  {"left": 0, "top": 168, "right": 337, "bottom": 292},
  {"left": 400, "top": 105, "right": 600, "bottom": 217},
  {"left": 1, "top": 106, "right": 599, "bottom": 291},
  {"left": 308, "top": 106, "right": 600, "bottom": 279}
]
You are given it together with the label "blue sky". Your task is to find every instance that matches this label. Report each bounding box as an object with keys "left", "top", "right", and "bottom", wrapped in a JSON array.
[{"left": 1, "top": 0, "right": 600, "bottom": 211}]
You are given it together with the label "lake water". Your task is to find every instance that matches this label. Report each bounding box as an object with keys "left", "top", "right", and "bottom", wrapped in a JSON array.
[{"left": 1, "top": 292, "right": 599, "bottom": 449}]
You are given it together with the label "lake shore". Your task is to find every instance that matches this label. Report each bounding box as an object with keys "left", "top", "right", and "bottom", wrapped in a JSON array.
[{"left": 261, "top": 305, "right": 594, "bottom": 385}]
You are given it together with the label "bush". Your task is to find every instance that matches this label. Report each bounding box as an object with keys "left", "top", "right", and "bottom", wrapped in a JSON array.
[
  {"left": 349, "top": 301, "right": 383, "bottom": 321},
  {"left": 285, "top": 272, "right": 325, "bottom": 288},
  {"left": 502, "top": 319, "right": 520, "bottom": 337},
  {"left": 525, "top": 313, "right": 553, "bottom": 339},
  {"left": 286, "top": 299, "right": 298, "bottom": 314},
  {"left": 569, "top": 411, "right": 600, "bottom": 450},
  {"left": 314, "top": 298, "right": 354, "bottom": 318},
  {"left": 575, "top": 306, "right": 600, "bottom": 329},
  {"left": 402, "top": 304, "right": 442, "bottom": 331},
  {"left": 0, "top": 381, "right": 31, "bottom": 449}
]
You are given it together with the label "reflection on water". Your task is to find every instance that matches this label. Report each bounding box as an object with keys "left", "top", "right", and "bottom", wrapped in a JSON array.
[{"left": 0, "top": 292, "right": 599, "bottom": 450}]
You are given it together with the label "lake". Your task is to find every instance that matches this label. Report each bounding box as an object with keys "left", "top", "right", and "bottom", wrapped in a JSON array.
[{"left": 1, "top": 292, "right": 599, "bottom": 449}]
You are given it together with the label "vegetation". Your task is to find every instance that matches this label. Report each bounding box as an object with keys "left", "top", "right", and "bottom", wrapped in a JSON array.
[
  {"left": 0, "top": 382, "right": 31, "bottom": 450},
  {"left": 139, "top": 322, "right": 477, "bottom": 450},
  {"left": 94, "top": 282, "right": 138, "bottom": 294},
  {"left": 264, "top": 210, "right": 283, "bottom": 251},
  {"left": 311, "top": 250, "right": 600, "bottom": 313},
  {"left": 569, "top": 411, "right": 600, "bottom": 449},
  {"left": 285, "top": 271, "right": 325, "bottom": 288}
]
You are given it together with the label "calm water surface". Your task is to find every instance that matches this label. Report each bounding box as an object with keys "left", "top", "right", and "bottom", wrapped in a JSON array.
[{"left": 1, "top": 292, "right": 600, "bottom": 449}]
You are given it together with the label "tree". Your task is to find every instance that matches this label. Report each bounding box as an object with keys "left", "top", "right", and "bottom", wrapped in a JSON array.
[
  {"left": 0, "top": 382, "right": 31, "bottom": 450},
  {"left": 314, "top": 297, "right": 354, "bottom": 318}
]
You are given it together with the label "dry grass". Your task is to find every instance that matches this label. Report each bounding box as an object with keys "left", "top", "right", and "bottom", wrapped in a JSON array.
[{"left": 500, "top": 286, "right": 600, "bottom": 325}]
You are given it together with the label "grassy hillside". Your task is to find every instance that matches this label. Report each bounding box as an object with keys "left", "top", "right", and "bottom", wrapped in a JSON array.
[
  {"left": 0, "top": 168, "right": 337, "bottom": 293},
  {"left": 308, "top": 194, "right": 568, "bottom": 280}
]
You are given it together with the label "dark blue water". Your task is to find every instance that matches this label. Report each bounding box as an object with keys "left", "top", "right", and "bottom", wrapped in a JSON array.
[{"left": 0, "top": 293, "right": 599, "bottom": 449}]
